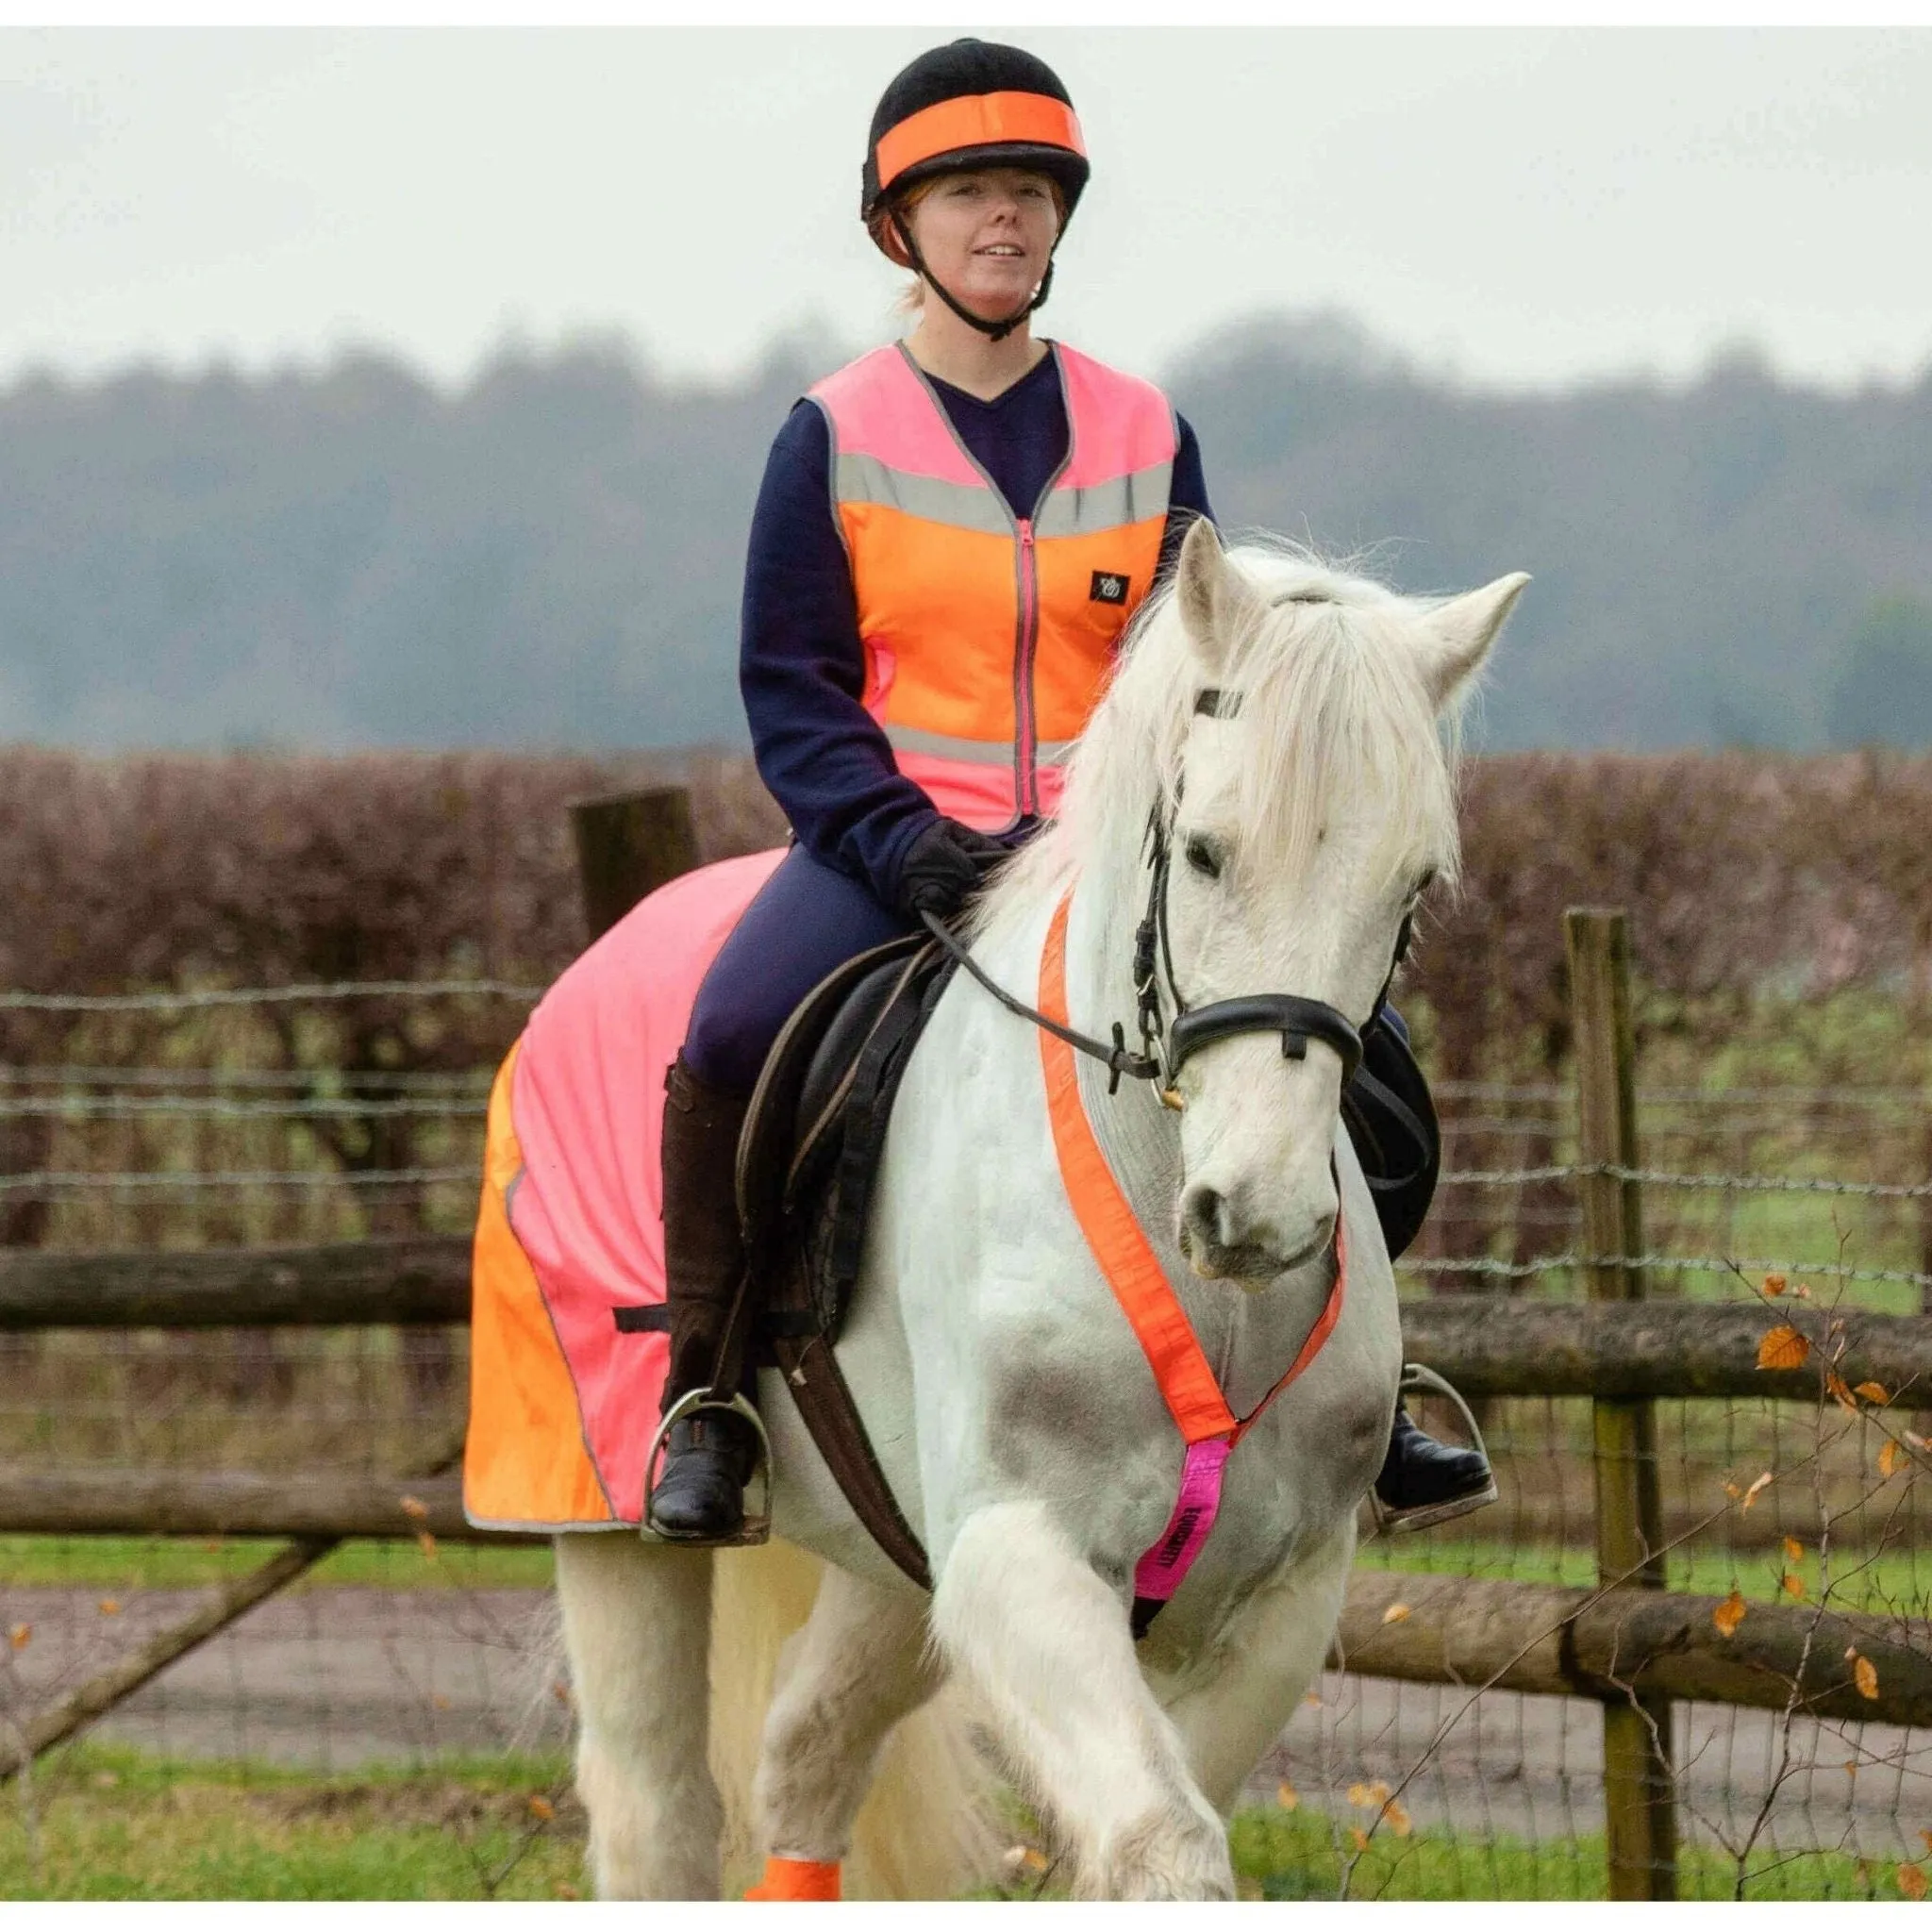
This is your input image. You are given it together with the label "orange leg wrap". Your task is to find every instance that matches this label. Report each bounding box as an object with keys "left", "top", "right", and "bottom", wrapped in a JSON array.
[{"left": 744, "top": 1856, "right": 842, "bottom": 1901}]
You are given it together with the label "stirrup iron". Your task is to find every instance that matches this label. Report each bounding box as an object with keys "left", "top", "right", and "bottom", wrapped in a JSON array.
[
  {"left": 1368, "top": 1361, "right": 1499, "bottom": 1537},
  {"left": 641, "top": 1386, "right": 774, "bottom": 1547}
]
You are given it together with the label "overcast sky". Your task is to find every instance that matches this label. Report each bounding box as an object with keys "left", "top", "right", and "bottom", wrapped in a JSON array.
[{"left": 6, "top": 25, "right": 1932, "bottom": 395}]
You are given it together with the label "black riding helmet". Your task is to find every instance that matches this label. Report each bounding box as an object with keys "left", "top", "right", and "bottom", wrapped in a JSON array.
[{"left": 860, "top": 39, "right": 1090, "bottom": 342}]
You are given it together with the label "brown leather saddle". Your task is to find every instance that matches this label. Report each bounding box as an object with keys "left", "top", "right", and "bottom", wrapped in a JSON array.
[{"left": 733, "top": 932, "right": 958, "bottom": 1587}]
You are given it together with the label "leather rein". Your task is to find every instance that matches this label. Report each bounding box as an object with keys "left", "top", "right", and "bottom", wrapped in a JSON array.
[{"left": 922, "top": 685, "right": 1411, "bottom": 1106}]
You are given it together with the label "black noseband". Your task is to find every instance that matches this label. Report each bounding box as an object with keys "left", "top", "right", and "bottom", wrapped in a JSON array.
[{"left": 1166, "top": 994, "right": 1363, "bottom": 1085}]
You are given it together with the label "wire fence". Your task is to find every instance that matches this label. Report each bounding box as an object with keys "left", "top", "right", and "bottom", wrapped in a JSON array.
[{"left": 4, "top": 978, "right": 1932, "bottom": 1898}]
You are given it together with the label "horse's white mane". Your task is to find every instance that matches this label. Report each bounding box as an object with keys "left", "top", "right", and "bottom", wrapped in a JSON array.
[{"left": 979, "top": 540, "right": 1473, "bottom": 938}]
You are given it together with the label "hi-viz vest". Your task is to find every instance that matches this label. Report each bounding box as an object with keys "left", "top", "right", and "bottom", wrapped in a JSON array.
[{"left": 808, "top": 341, "right": 1177, "bottom": 830}]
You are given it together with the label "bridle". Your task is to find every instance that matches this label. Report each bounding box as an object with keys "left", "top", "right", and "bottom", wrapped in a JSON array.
[{"left": 922, "top": 684, "right": 1414, "bottom": 1107}]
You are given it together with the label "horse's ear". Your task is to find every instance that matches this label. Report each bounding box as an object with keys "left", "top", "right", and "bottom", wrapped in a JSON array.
[
  {"left": 1421, "top": 573, "right": 1530, "bottom": 707},
  {"left": 1174, "top": 518, "right": 1266, "bottom": 672}
]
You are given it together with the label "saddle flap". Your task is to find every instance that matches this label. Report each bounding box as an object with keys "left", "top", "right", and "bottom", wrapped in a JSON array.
[{"left": 735, "top": 932, "right": 927, "bottom": 1250}]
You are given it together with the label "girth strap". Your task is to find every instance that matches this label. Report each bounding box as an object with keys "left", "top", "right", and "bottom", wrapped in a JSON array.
[{"left": 1037, "top": 891, "right": 1346, "bottom": 1637}]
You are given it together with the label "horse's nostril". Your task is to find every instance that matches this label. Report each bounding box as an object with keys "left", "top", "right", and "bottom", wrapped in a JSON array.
[{"left": 1183, "top": 1185, "right": 1230, "bottom": 1253}]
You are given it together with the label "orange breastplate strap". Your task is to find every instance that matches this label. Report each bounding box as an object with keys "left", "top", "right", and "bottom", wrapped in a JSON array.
[{"left": 1037, "top": 891, "right": 1345, "bottom": 1636}]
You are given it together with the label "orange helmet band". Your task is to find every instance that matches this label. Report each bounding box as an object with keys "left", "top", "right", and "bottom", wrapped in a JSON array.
[{"left": 874, "top": 91, "right": 1086, "bottom": 194}]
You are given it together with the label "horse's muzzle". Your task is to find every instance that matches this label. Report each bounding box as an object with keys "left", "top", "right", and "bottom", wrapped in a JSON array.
[{"left": 1178, "top": 1182, "right": 1336, "bottom": 1286}]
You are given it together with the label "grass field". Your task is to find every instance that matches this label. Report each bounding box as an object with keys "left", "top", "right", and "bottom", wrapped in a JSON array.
[
  {"left": 2, "top": 1742, "right": 1923, "bottom": 1901},
  {"left": 8, "top": 1525, "right": 1924, "bottom": 1614}
]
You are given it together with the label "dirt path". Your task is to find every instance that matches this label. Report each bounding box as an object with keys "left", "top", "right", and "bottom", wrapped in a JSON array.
[{"left": 5, "top": 1584, "right": 1925, "bottom": 1860}]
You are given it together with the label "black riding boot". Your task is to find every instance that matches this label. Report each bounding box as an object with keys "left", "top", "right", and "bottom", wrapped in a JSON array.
[
  {"left": 1373, "top": 1400, "right": 1497, "bottom": 1532},
  {"left": 645, "top": 1054, "right": 762, "bottom": 1542}
]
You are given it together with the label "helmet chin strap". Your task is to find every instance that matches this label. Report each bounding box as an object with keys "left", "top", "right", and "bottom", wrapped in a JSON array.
[{"left": 890, "top": 209, "right": 1057, "bottom": 344}]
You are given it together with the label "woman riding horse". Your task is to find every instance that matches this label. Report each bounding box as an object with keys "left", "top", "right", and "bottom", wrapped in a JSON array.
[{"left": 648, "top": 37, "right": 1493, "bottom": 1542}]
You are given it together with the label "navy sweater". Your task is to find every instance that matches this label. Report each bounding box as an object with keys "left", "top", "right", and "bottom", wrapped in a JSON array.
[{"left": 739, "top": 346, "right": 1215, "bottom": 905}]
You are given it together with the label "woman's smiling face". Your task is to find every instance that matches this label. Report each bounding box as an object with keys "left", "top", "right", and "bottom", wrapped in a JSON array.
[{"left": 901, "top": 167, "right": 1061, "bottom": 321}]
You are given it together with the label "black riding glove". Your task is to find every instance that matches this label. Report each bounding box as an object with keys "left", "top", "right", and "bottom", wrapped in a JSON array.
[{"left": 893, "top": 818, "right": 1011, "bottom": 921}]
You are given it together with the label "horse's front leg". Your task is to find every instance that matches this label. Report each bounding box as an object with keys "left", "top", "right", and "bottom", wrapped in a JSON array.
[
  {"left": 933, "top": 1497, "right": 1233, "bottom": 1900},
  {"left": 750, "top": 1566, "right": 939, "bottom": 1884},
  {"left": 1162, "top": 1521, "right": 1356, "bottom": 1817}
]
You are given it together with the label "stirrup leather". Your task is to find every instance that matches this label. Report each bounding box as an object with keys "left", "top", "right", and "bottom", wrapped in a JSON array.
[
  {"left": 641, "top": 1388, "right": 774, "bottom": 1547},
  {"left": 1368, "top": 1362, "right": 1499, "bottom": 1536}
]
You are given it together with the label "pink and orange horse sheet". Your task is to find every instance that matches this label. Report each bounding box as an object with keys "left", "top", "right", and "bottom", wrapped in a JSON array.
[{"left": 462, "top": 848, "right": 783, "bottom": 1531}]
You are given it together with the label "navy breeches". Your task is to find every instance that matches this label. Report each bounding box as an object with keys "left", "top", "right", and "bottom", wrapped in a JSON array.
[{"left": 683, "top": 843, "right": 920, "bottom": 1096}]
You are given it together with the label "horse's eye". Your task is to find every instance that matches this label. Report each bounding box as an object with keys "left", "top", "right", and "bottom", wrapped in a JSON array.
[{"left": 1184, "top": 836, "right": 1224, "bottom": 881}]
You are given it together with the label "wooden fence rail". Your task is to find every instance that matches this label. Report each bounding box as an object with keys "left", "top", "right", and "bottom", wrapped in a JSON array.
[{"left": 8, "top": 1247, "right": 1927, "bottom": 1401}]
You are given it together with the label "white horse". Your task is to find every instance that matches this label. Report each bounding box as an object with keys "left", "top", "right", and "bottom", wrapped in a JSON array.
[{"left": 552, "top": 522, "right": 1526, "bottom": 1900}]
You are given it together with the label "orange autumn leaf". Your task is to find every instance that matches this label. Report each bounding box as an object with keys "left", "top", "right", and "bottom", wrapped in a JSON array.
[
  {"left": 1898, "top": 1864, "right": 1927, "bottom": 1903},
  {"left": 8, "top": 1624, "right": 29, "bottom": 1651},
  {"left": 1303, "top": 1690, "right": 1322, "bottom": 1707},
  {"left": 97, "top": 1598, "right": 121, "bottom": 1617},
  {"left": 1020, "top": 1849, "right": 1049, "bottom": 1874},
  {"left": 1741, "top": 1471, "right": 1774, "bottom": 1511},
  {"left": 1762, "top": 1273, "right": 1788, "bottom": 1297},
  {"left": 398, "top": 1494, "right": 430, "bottom": 1521},
  {"left": 527, "top": 1795, "right": 556, "bottom": 1822},
  {"left": 1855, "top": 1381, "right": 1891, "bottom": 1407},
  {"left": 1756, "top": 1324, "right": 1809, "bottom": 1371},
  {"left": 416, "top": 1531, "right": 439, "bottom": 1562},
  {"left": 1826, "top": 1373, "right": 1859, "bottom": 1414},
  {"left": 1782, "top": 1536, "right": 1804, "bottom": 1564},
  {"left": 1780, "top": 1572, "right": 1806, "bottom": 1601},
  {"left": 1381, "top": 1603, "right": 1412, "bottom": 1625},
  {"left": 1921, "top": 1828, "right": 1932, "bottom": 1855},
  {"left": 1723, "top": 1480, "right": 1742, "bottom": 1501},
  {"left": 1349, "top": 1828, "right": 1370, "bottom": 1853},
  {"left": 1854, "top": 1654, "right": 1880, "bottom": 1701},
  {"left": 1275, "top": 1780, "right": 1299, "bottom": 1812},
  {"left": 1384, "top": 1801, "right": 1413, "bottom": 1839},
  {"left": 1880, "top": 1440, "right": 1907, "bottom": 1480},
  {"left": 553, "top": 1884, "right": 581, "bottom": 1901},
  {"left": 1713, "top": 1590, "right": 1748, "bottom": 1638}
]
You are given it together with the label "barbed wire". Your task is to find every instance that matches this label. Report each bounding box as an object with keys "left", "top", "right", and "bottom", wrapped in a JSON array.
[
  {"left": 0, "top": 1167, "right": 476, "bottom": 1194},
  {"left": 1400, "top": 1250, "right": 1932, "bottom": 1290},
  {"left": 0, "top": 1064, "right": 493, "bottom": 1093},
  {"left": 1440, "top": 1163, "right": 1932, "bottom": 1200},
  {"left": 0, "top": 1094, "right": 489, "bottom": 1121},
  {"left": 1436, "top": 1081, "right": 1932, "bottom": 1107},
  {"left": 0, "top": 979, "right": 545, "bottom": 1013}
]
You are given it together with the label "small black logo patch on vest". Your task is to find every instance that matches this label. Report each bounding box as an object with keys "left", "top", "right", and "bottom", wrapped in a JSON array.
[{"left": 1091, "top": 570, "right": 1130, "bottom": 606}]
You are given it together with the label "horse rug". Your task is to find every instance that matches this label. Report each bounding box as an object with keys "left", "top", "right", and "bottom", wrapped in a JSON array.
[{"left": 462, "top": 846, "right": 785, "bottom": 1532}]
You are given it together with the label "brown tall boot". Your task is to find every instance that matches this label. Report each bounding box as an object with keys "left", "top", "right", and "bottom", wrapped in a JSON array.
[{"left": 646, "top": 1053, "right": 761, "bottom": 1541}]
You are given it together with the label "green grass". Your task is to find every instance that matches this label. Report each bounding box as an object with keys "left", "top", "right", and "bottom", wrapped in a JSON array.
[
  {"left": 0, "top": 1534, "right": 553, "bottom": 1592},
  {"left": 1228, "top": 1805, "right": 1924, "bottom": 1902},
  {"left": 8, "top": 1744, "right": 1916, "bottom": 1901},
  {"left": 1357, "top": 1535, "right": 1932, "bottom": 1616},
  {"left": 1, "top": 1744, "right": 583, "bottom": 1901}
]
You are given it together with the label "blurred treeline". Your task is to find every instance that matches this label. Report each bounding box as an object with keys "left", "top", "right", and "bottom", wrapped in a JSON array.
[{"left": 4, "top": 314, "right": 1932, "bottom": 756}]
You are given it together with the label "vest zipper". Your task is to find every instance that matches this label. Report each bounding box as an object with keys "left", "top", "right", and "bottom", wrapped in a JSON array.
[{"left": 1015, "top": 517, "right": 1040, "bottom": 815}]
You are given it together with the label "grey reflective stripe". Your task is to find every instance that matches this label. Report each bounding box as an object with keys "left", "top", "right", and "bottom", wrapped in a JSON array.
[
  {"left": 882, "top": 724, "right": 1079, "bottom": 768},
  {"left": 883, "top": 724, "right": 1015, "bottom": 766},
  {"left": 832, "top": 453, "right": 1012, "bottom": 537},
  {"left": 1032, "top": 460, "right": 1174, "bottom": 540}
]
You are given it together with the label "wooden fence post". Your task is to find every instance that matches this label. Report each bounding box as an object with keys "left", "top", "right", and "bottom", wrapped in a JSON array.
[
  {"left": 570, "top": 785, "right": 702, "bottom": 942},
  {"left": 1565, "top": 907, "right": 1677, "bottom": 1902}
]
